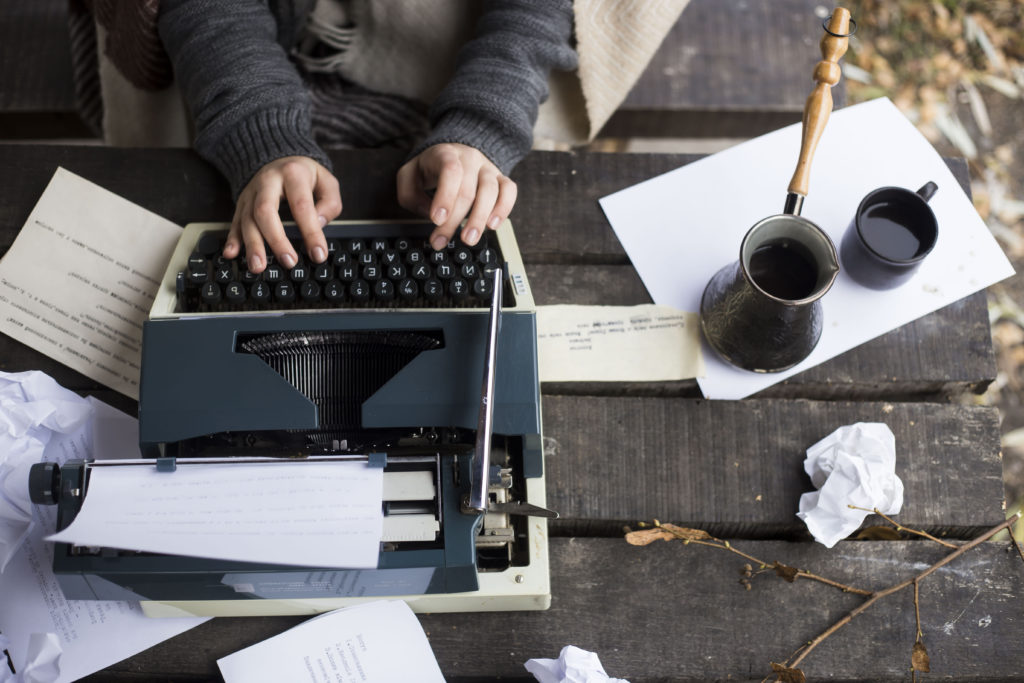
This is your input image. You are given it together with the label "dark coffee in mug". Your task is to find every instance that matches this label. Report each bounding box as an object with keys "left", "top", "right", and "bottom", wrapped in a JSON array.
[
  {"left": 858, "top": 201, "right": 932, "bottom": 260},
  {"left": 840, "top": 181, "right": 939, "bottom": 290}
]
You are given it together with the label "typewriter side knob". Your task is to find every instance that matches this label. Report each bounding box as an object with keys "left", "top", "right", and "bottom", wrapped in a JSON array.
[{"left": 29, "top": 462, "right": 61, "bottom": 505}]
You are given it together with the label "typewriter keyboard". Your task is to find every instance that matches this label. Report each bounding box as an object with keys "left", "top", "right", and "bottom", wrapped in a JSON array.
[{"left": 177, "top": 226, "right": 508, "bottom": 313}]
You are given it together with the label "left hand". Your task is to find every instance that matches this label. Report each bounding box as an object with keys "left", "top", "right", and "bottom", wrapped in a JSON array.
[{"left": 396, "top": 143, "right": 517, "bottom": 250}]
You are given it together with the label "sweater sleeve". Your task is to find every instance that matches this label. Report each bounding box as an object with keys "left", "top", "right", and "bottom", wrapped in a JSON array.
[
  {"left": 410, "top": 0, "right": 578, "bottom": 174},
  {"left": 157, "top": 0, "right": 331, "bottom": 199}
]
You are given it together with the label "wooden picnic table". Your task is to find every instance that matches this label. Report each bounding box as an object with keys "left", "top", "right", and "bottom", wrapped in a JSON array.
[{"left": 0, "top": 144, "right": 1020, "bottom": 682}]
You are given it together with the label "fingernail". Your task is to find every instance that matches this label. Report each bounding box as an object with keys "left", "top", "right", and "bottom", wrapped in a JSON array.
[
  {"left": 281, "top": 253, "right": 297, "bottom": 269},
  {"left": 488, "top": 215, "right": 501, "bottom": 229},
  {"left": 318, "top": 215, "right": 327, "bottom": 227},
  {"left": 313, "top": 246, "right": 326, "bottom": 262},
  {"left": 432, "top": 207, "right": 448, "bottom": 225},
  {"left": 249, "top": 254, "right": 263, "bottom": 272},
  {"left": 463, "top": 228, "right": 479, "bottom": 245},
  {"left": 431, "top": 235, "right": 448, "bottom": 251}
]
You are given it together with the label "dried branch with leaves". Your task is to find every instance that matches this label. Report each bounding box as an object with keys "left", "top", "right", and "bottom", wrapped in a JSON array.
[{"left": 625, "top": 511, "right": 1023, "bottom": 682}]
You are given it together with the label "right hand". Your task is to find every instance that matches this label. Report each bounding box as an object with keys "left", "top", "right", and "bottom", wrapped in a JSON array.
[{"left": 223, "top": 156, "right": 343, "bottom": 273}]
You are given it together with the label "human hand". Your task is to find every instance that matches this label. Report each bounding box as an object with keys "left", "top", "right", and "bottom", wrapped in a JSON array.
[
  {"left": 223, "top": 156, "right": 342, "bottom": 273},
  {"left": 396, "top": 143, "right": 517, "bottom": 251}
]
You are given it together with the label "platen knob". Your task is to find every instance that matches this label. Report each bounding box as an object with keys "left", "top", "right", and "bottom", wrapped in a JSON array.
[{"left": 28, "top": 462, "right": 61, "bottom": 505}]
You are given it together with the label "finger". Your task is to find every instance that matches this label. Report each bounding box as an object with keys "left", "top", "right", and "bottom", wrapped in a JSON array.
[
  {"left": 488, "top": 176, "right": 518, "bottom": 230},
  {"left": 430, "top": 183, "right": 477, "bottom": 251},
  {"left": 427, "top": 148, "right": 464, "bottom": 231},
  {"left": 282, "top": 163, "right": 327, "bottom": 264},
  {"left": 238, "top": 194, "right": 267, "bottom": 274},
  {"left": 313, "top": 170, "right": 343, "bottom": 222},
  {"left": 396, "top": 161, "right": 430, "bottom": 216},
  {"left": 252, "top": 182, "right": 297, "bottom": 269},
  {"left": 225, "top": 200, "right": 245, "bottom": 260},
  {"left": 461, "top": 171, "right": 499, "bottom": 246}
]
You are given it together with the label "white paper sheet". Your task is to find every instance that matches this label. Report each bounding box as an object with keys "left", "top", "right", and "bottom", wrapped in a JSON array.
[
  {"left": 217, "top": 600, "right": 445, "bottom": 683},
  {"left": 0, "top": 168, "right": 182, "bottom": 399},
  {"left": 0, "top": 371, "right": 207, "bottom": 683},
  {"left": 536, "top": 304, "right": 704, "bottom": 382},
  {"left": 599, "top": 98, "right": 1015, "bottom": 399},
  {"left": 48, "top": 461, "right": 384, "bottom": 568}
]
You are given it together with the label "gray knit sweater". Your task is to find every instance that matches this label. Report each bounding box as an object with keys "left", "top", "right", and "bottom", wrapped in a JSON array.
[{"left": 157, "top": 0, "right": 577, "bottom": 199}]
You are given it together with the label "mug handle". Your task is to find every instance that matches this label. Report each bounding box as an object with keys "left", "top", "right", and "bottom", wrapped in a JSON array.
[{"left": 917, "top": 181, "right": 938, "bottom": 203}]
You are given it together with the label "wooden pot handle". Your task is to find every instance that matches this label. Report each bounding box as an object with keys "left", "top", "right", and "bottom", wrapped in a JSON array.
[{"left": 787, "top": 8, "right": 851, "bottom": 199}]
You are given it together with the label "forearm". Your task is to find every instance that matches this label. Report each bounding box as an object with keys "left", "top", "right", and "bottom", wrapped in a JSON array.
[
  {"left": 158, "top": 0, "right": 330, "bottom": 198},
  {"left": 413, "top": 0, "right": 578, "bottom": 173}
]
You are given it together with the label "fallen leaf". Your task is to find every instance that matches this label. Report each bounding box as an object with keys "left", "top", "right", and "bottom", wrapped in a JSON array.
[
  {"left": 660, "top": 523, "right": 713, "bottom": 540},
  {"left": 773, "top": 563, "right": 800, "bottom": 583},
  {"left": 770, "top": 662, "right": 806, "bottom": 683},
  {"left": 912, "top": 641, "right": 931, "bottom": 672},
  {"left": 624, "top": 528, "right": 676, "bottom": 545},
  {"left": 857, "top": 525, "right": 904, "bottom": 541}
]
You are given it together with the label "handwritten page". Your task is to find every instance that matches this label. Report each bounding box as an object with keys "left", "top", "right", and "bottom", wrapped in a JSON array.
[
  {"left": 47, "top": 461, "right": 384, "bottom": 568},
  {"left": 599, "top": 97, "right": 1015, "bottom": 399},
  {"left": 536, "top": 304, "right": 704, "bottom": 381},
  {"left": 0, "top": 168, "right": 181, "bottom": 399},
  {"left": 0, "top": 372, "right": 207, "bottom": 683},
  {"left": 217, "top": 600, "right": 445, "bottom": 683}
]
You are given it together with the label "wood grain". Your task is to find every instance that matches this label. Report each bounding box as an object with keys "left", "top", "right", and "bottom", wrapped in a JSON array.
[
  {"left": 543, "top": 397, "right": 1005, "bottom": 538},
  {"left": 79, "top": 539, "right": 1024, "bottom": 682},
  {"left": 601, "top": 0, "right": 848, "bottom": 139},
  {"left": 0, "top": 146, "right": 993, "bottom": 400}
]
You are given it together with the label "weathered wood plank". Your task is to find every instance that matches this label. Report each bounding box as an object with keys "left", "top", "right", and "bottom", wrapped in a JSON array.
[
  {"left": 0, "top": 2, "right": 91, "bottom": 138},
  {"left": 0, "top": 147, "right": 992, "bottom": 401},
  {"left": 529, "top": 265, "right": 995, "bottom": 400},
  {"left": 601, "top": 0, "right": 848, "bottom": 139},
  {"left": 0, "top": 146, "right": 972, "bottom": 263},
  {"left": 544, "top": 397, "right": 1005, "bottom": 539},
  {"left": 81, "top": 539, "right": 1024, "bottom": 682}
]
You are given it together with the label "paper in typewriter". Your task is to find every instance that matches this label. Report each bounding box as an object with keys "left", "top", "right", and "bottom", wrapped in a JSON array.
[
  {"left": 0, "top": 168, "right": 181, "bottom": 399},
  {"left": 536, "top": 304, "right": 704, "bottom": 381},
  {"left": 48, "top": 461, "right": 384, "bottom": 568},
  {"left": 217, "top": 600, "right": 445, "bottom": 683}
]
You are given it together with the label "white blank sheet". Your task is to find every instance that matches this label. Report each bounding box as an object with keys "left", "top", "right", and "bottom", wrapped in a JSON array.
[
  {"left": 599, "top": 98, "right": 1014, "bottom": 399},
  {"left": 47, "top": 461, "right": 384, "bottom": 568}
]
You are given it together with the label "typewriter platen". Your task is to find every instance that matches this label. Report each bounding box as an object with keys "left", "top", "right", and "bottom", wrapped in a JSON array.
[{"left": 34, "top": 220, "right": 551, "bottom": 617}]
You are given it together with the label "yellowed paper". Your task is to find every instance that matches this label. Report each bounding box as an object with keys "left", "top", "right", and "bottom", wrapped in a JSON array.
[
  {"left": 0, "top": 168, "right": 181, "bottom": 398},
  {"left": 536, "top": 304, "right": 704, "bottom": 382}
]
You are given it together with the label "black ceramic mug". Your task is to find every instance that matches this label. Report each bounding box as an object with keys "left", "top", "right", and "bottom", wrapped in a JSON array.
[{"left": 839, "top": 181, "right": 939, "bottom": 290}]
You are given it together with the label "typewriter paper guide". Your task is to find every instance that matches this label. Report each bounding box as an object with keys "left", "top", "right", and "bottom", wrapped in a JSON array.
[{"left": 47, "top": 461, "right": 385, "bottom": 568}]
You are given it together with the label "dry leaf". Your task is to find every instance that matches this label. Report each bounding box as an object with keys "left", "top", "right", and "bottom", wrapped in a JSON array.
[
  {"left": 770, "top": 662, "right": 807, "bottom": 683},
  {"left": 660, "top": 523, "right": 713, "bottom": 540},
  {"left": 857, "top": 525, "right": 904, "bottom": 541},
  {"left": 912, "top": 641, "right": 931, "bottom": 672},
  {"left": 773, "top": 563, "right": 800, "bottom": 583},
  {"left": 624, "top": 528, "right": 676, "bottom": 546}
]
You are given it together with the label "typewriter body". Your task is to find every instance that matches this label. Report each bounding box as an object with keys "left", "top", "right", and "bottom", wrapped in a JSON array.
[{"left": 37, "top": 220, "right": 550, "bottom": 617}]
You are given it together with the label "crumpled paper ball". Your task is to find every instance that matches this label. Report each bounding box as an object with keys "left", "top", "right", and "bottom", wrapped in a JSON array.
[
  {"left": 525, "top": 645, "right": 629, "bottom": 683},
  {"left": 0, "top": 371, "right": 93, "bottom": 571},
  {"left": 796, "top": 422, "right": 904, "bottom": 548},
  {"left": 0, "top": 632, "right": 62, "bottom": 683}
]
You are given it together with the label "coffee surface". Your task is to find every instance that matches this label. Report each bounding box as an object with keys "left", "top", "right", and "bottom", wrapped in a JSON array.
[
  {"left": 748, "top": 240, "right": 818, "bottom": 300},
  {"left": 859, "top": 201, "right": 929, "bottom": 261}
]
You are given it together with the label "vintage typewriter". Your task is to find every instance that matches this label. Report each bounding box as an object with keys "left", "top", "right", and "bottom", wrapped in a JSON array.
[{"left": 29, "top": 219, "right": 551, "bottom": 617}]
